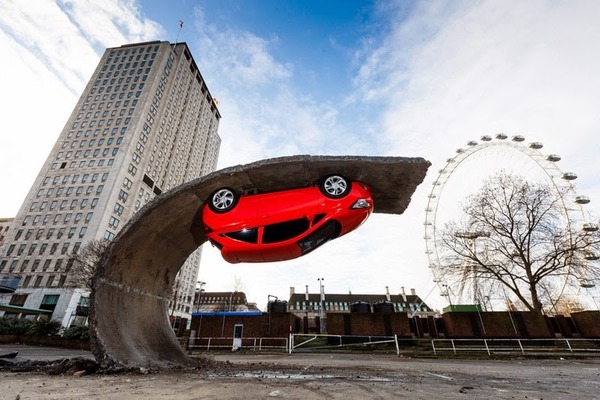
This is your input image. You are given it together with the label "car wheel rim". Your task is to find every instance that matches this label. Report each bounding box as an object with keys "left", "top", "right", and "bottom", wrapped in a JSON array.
[
  {"left": 212, "top": 189, "right": 235, "bottom": 210},
  {"left": 323, "top": 175, "right": 347, "bottom": 196}
]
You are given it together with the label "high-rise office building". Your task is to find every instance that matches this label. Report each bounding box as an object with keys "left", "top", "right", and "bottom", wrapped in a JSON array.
[{"left": 0, "top": 41, "right": 221, "bottom": 328}]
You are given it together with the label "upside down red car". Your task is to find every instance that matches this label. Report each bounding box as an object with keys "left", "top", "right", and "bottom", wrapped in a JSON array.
[{"left": 202, "top": 174, "right": 373, "bottom": 263}]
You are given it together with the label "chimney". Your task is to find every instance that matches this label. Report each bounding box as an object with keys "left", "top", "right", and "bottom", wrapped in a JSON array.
[
  {"left": 290, "top": 287, "right": 295, "bottom": 297},
  {"left": 411, "top": 288, "right": 416, "bottom": 296},
  {"left": 401, "top": 286, "right": 407, "bottom": 302},
  {"left": 305, "top": 285, "right": 309, "bottom": 301},
  {"left": 385, "top": 286, "right": 391, "bottom": 301}
]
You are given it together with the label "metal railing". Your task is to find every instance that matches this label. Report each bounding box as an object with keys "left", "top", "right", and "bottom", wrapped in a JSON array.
[
  {"left": 182, "top": 334, "right": 600, "bottom": 357},
  {"left": 290, "top": 334, "right": 400, "bottom": 355},
  {"left": 186, "top": 336, "right": 288, "bottom": 352},
  {"left": 431, "top": 338, "right": 600, "bottom": 356}
]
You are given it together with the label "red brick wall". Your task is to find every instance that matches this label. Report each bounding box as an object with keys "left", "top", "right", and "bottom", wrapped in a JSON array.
[
  {"left": 190, "top": 313, "right": 296, "bottom": 338},
  {"left": 442, "top": 311, "right": 552, "bottom": 338},
  {"left": 571, "top": 311, "right": 600, "bottom": 338},
  {"left": 326, "top": 312, "right": 412, "bottom": 337}
]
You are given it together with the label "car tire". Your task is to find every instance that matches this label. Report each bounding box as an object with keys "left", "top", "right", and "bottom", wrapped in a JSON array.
[
  {"left": 208, "top": 188, "right": 238, "bottom": 213},
  {"left": 319, "top": 175, "right": 351, "bottom": 199}
]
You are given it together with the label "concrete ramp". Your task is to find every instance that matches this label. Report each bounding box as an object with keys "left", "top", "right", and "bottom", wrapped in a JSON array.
[{"left": 90, "top": 155, "right": 430, "bottom": 367}]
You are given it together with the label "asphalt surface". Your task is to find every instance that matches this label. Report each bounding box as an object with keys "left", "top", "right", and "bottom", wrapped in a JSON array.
[{"left": 2, "top": 345, "right": 600, "bottom": 399}]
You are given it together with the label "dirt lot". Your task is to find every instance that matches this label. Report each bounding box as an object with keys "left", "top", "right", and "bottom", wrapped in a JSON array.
[{"left": 1, "top": 345, "right": 600, "bottom": 399}]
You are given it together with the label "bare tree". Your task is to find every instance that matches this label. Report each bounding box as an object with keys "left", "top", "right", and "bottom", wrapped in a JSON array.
[
  {"left": 436, "top": 173, "right": 599, "bottom": 315},
  {"left": 65, "top": 239, "right": 111, "bottom": 290},
  {"left": 232, "top": 275, "right": 246, "bottom": 293}
]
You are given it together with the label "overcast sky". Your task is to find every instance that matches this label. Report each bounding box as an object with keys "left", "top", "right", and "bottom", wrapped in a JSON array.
[{"left": 1, "top": 0, "right": 599, "bottom": 310}]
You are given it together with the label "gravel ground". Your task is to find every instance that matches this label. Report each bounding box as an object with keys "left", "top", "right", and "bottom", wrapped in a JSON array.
[{"left": 1, "top": 345, "right": 599, "bottom": 399}]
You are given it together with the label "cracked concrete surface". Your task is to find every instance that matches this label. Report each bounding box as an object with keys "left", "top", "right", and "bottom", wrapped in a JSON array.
[{"left": 90, "top": 155, "right": 431, "bottom": 367}]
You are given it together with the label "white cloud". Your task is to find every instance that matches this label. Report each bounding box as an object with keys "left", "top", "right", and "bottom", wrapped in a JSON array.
[
  {"left": 0, "top": 0, "right": 164, "bottom": 216},
  {"left": 192, "top": 7, "right": 292, "bottom": 88},
  {"left": 188, "top": 6, "right": 379, "bottom": 172},
  {"left": 57, "top": 0, "right": 164, "bottom": 48},
  {"left": 0, "top": 0, "right": 98, "bottom": 93}
]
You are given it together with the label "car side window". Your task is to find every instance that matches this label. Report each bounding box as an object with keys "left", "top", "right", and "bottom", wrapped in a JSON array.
[
  {"left": 263, "top": 218, "right": 310, "bottom": 244},
  {"left": 223, "top": 228, "right": 258, "bottom": 243}
]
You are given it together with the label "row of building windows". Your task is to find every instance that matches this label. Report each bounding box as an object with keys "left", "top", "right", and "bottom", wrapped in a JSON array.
[
  {"left": 56, "top": 147, "right": 120, "bottom": 160},
  {"left": 106, "top": 51, "right": 156, "bottom": 64},
  {"left": 29, "top": 197, "right": 99, "bottom": 212},
  {"left": 1, "top": 256, "right": 69, "bottom": 274},
  {"left": 94, "top": 80, "right": 147, "bottom": 92},
  {"left": 291, "top": 301, "right": 427, "bottom": 313},
  {"left": 19, "top": 274, "right": 67, "bottom": 289},
  {"left": 102, "top": 64, "right": 152, "bottom": 76},
  {"left": 85, "top": 90, "right": 141, "bottom": 103},
  {"left": 6, "top": 240, "right": 82, "bottom": 258},
  {"left": 65, "top": 135, "right": 126, "bottom": 150},
  {"left": 21, "top": 211, "right": 93, "bottom": 227},
  {"left": 36, "top": 184, "right": 103, "bottom": 198},
  {"left": 72, "top": 114, "right": 131, "bottom": 129},
  {"left": 55, "top": 172, "right": 106, "bottom": 185},
  {"left": 80, "top": 98, "right": 140, "bottom": 114},
  {"left": 42, "top": 172, "right": 108, "bottom": 186},
  {"left": 50, "top": 158, "right": 115, "bottom": 172},
  {"left": 101, "top": 57, "right": 154, "bottom": 75},
  {"left": 109, "top": 44, "right": 159, "bottom": 58},
  {"left": 76, "top": 109, "right": 134, "bottom": 123},
  {"left": 13, "top": 227, "right": 88, "bottom": 242}
]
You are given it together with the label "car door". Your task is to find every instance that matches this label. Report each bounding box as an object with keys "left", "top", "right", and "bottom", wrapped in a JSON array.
[
  {"left": 259, "top": 217, "right": 310, "bottom": 261},
  {"left": 256, "top": 187, "right": 320, "bottom": 226}
]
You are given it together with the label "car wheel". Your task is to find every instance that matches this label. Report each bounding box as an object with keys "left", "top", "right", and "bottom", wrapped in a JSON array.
[
  {"left": 319, "top": 175, "right": 351, "bottom": 198},
  {"left": 208, "top": 188, "right": 238, "bottom": 213}
]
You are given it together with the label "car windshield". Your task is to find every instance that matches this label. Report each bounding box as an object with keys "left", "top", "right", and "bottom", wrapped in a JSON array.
[
  {"left": 263, "top": 218, "right": 310, "bottom": 244},
  {"left": 297, "top": 220, "right": 338, "bottom": 255}
]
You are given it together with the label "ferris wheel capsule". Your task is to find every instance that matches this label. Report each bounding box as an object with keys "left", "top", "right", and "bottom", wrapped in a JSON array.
[
  {"left": 496, "top": 133, "right": 508, "bottom": 140},
  {"left": 529, "top": 142, "right": 543, "bottom": 149},
  {"left": 547, "top": 154, "right": 561, "bottom": 162},
  {"left": 579, "top": 279, "right": 596, "bottom": 288},
  {"left": 575, "top": 195, "right": 590, "bottom": 204},
  {"left": 562, "top": 172, "right": 578, "bottom": 180},
  {"left": 481, "top": 135, "right": 492, "bottom": 141},
  {"left": 512, "top": 135, "right": 525, "bottom": 142},
  {"left": 582, "top": 223, "right": 599, "bottom": 232}
]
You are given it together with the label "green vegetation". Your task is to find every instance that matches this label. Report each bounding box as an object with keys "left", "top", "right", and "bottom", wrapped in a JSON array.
[
  {"left": 62, "top": 325, "right": 90, "bottom": 341},
  {"left": 0, "top": 316, "right": 88, "bottom": 340}
]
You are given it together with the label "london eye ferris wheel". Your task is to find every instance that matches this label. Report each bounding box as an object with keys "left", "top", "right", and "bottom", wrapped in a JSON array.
[{"left": 424, "top": 133, "right": 599, "bottom": 312}]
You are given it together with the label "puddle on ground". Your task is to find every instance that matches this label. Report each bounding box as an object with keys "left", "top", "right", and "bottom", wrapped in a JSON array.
[{"left": 209, "top": 372, "right": 393, "bottom": 382}]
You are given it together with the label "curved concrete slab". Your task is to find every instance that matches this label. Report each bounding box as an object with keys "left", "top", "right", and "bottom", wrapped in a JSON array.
[{"left": 90, "top": 155, "right": 430, "bottom": 367}]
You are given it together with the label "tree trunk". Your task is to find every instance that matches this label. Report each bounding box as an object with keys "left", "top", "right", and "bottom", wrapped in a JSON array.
[{"left": 529, "top": 284, "right": 544, "bottom": 315}]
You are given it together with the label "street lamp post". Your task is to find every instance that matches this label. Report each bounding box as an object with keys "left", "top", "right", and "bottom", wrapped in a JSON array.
[
  {"left": 317, "top": 278, "right": 325, "bottom": 332},
  {"left": 195, "top": 281, "right": 206, "bottom": 312}
]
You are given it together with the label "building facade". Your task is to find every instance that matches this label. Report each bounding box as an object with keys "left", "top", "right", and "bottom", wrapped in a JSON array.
[
  {"left": 0, "top": 41, "right": 221, "bottom": 328},
  {"left": 288, "top": 286, "right": 434, "bottom": 317},
  {"left": 0, "top": 218, "right": 13, "bottom": 244},
  {"left": 193, "top": 290, "right": 261, "bottom": 313}
]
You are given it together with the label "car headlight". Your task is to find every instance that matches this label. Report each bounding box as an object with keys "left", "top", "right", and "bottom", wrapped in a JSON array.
[{"left": 350, "top": 199, "right": 371, "bottom": 209}]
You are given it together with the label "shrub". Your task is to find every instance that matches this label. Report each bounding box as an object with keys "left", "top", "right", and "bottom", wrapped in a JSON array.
[
  {"left": 62, "top": 325, "right": 90, "bottom": 341},
  {"left": 26, "top": 316, "right": 61, "bottom": 336},
  {"left": 0, "top": 317, "right": 33, "bottom": 335}
]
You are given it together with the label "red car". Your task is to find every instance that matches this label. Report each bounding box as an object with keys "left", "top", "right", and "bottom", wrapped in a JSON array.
[{"left": 202, "top": 175, "right": 373, "bottom": 263}]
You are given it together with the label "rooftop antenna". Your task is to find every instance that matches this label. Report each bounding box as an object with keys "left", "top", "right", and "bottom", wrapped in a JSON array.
[{"left": 173, "top": 20, "right": 184, "bottom": 48}]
